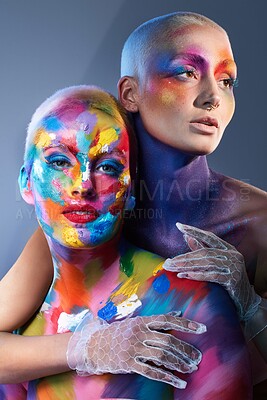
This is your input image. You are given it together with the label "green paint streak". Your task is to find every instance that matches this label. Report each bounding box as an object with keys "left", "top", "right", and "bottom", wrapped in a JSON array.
[{"left": 120, "top": 247, "right": 135, "bottom": 277}]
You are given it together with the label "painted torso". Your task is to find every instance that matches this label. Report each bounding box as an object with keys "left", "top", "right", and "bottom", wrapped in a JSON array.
[{"left": 2, "top": 242, "right": 252, "bottom": 400}]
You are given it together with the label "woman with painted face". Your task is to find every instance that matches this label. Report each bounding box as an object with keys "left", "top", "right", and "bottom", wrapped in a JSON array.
[
  {"left": 118, "top": 11, "right": 267, "bottom": 386},
  {"left": 0, "top": 86, "right": 251, "bottom": 399}
]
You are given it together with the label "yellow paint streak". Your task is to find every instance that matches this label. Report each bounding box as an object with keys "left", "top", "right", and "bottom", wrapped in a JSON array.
[
  {"left": 111, "top": 277, "right": 140, "bottom": 302},
  {"left": 132, "top": 250, "right": 164, "bottom": 280},
  {"left": 89, "top": 127, "right": 119, "bottom": 156},
  {"left": 34, "top": 128, "right": 52, "bottom": 148},
  {"left": 153, "top": 261, "right": 164, "bottom": 275},
  {"left": 20, "top": 312, "right": 46, "bottom": 336},
  {"left": 161, "top": 88, "right": 176, "bottom": 105},
  {"left": 61, "top": 226, "right": 84, "bottom": 247},
  {"left": 113, "top": 252, "right": 164, "bottom": 302},
  {"left": 116, "top": 169, "right": 130, "bottom": 199}
]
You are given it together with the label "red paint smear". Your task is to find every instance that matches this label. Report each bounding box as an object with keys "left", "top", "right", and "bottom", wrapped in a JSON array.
[
  {"left": 50, "top": 306, "right": 62, "bottom": 331},
  {"left": 152, "top": 269, "right": 209, "bottom": 302},
  {"left": 116, "top": 127, "right": 129, "bottom": 152},
  {"left": 90, "top": 129, "right": 101, "bottom": 149}
]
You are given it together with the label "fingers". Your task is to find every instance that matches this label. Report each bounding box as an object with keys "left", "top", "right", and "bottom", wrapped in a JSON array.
[
  {"left": 146, "top": 312, "right": 207, "bottom": 335},
  {"left": 163, "top": 251, "right": 229, "bottom": 272},
  {"left": 177, "top": 270, "right": 229, "bottom": 284},
  {"left": 184, "top": 234, "right": 204, "bottom": 251},
  {"left": 144, "top": 333, "right": 202, "bottom": 365},
  {"left": 165, "top": 248, "right": 228, "bottom": 263},
  {"left": 176, "top": 222, "right": 232, "bottom": 250},
  {"left": 134, "top": 362, "right": 188, "bottom": 389},
  {"left": 165, "top": 261, "right": 230, "bottom": 274},
  {"left": 138, "top": 344, "right": 198, "bottom": 373}
]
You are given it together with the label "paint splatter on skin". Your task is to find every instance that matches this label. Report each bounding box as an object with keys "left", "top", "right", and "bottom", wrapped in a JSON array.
[
  {"left": 3, "top": 94, "right": 251, "bottom": 398},
  {"left": 8, "top": 244, "right": 252, "bottom": 399}
]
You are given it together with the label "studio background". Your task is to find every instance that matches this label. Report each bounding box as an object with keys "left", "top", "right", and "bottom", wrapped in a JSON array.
[{"left": 0, "top": 0, "right": 266, "bottom": 278}]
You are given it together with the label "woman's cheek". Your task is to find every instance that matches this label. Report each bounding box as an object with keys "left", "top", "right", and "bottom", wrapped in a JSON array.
[{"left": 95, "top": 175, "right": 121, "bottom": 196}]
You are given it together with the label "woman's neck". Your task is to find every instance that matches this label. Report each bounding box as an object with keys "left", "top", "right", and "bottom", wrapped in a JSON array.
[
  {"left": 132, "top": 113, "right": 210, "bottom": 208},
  {"left": 47, "top": 235, "right": 121, "bottom": 274},
  {"left": 44, "top": 235, "right": 123, "bottom": 315}
]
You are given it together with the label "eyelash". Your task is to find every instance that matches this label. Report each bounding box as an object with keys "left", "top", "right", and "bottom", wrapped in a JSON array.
[
  {"left": 45, "top": 153, "right": 124, "bottom": 176},
  {"left": 220, "top": 77, "right": 239, "bottom": 89},
  {"left": 95, "top": 160, "right": 124, "bottom": 177},
  {"left": 45, "top": 155, "right": 72, "bottom": 170},
  {"left": 173, "top": 67, "right": 198, "bottom": 80},
  {"left": 173, "top": 66, "right": 238, "bottom": 90}
]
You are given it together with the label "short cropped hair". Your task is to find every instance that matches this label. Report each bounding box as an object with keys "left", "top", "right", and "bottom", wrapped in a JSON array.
[
  {"left": 121, "top": 11, "right": 226, "bottom": 79},
  {"left": 24, "top": 85, "right": 137, "bottom": 179}
]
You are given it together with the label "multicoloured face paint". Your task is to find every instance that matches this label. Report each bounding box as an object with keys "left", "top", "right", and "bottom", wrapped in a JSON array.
[
  {"left": 29, "top": 105, "right": 130, "bottom": 249},
  {"left": 1, "top": 88, "right": 251, "bottom": 398},
  {"left": 136, "top": 25, "right": 236, "bottom": 155}
]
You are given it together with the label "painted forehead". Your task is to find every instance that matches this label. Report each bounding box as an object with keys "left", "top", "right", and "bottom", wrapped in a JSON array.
[
  {"left": 148, "top": 24, "right": 235, "bottom": 67},
  {"left": 33, "top": 101, "right": 129, "bottom": 155}
]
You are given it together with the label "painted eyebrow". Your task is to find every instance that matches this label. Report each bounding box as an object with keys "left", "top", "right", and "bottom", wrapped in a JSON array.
[
  {"left": 170, "top": 53, "right": 206, "bottom": 68},
  {"left": 43, "top": 144, "right": 78, "bottom": 154},
  {"left": 43, "top": 145, "right": 126, "bottom": 161},
  {"left": 170, "top": 54, "right": 237, "bottom": 73},
  {"left": 94, "top": 149, "right": 126, "bottom": 160},
  {"left": 216, "top": 59, "right": 237, "bottom": 73}
]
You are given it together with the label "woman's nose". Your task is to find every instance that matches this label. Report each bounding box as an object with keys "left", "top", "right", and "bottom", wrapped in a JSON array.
[
  {"left": 71, "top": 165, "right": 96, "bottom": 198},
  {"left": 72, "top": 181, "right": 96, "bottom": 198},
  {"left": 195, "top": 74, "right": 221, "bottom": 110}
]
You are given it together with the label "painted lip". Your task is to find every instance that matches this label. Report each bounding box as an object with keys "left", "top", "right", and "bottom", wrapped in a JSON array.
[
  {"left": 190, "top": 117, "right": 219, "bottom": 134},
  {"left": 62, "top": 204, "right": 99, "bottom": 223}
]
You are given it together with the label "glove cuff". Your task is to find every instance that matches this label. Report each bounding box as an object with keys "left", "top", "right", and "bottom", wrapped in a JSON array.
[
  {"left": 243, "top": 297, "right": 267, "bottom": 341},
  {"left": 66, "top": 310, "right": 107, "bottom": 375}
]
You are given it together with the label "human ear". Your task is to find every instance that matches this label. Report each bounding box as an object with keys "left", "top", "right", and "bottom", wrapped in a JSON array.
[
  {"left": 118, "top": 76, "right": 139, "bottom": 113},
  {"left": 18, "top": 165, "right": 34, "bottom": 205}
]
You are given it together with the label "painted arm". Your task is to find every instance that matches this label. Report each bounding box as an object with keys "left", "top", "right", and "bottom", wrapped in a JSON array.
[
  {"left": 163, "top": 223, "right": 267, "bottom": 362},
  {"left": 0, "top": 313, "right": 205, "bottom": 386},
  {"left": 0, "top": 331, "right": 71, "bottom": 383},
  {"left": 0, "top": 227, "right": 53, "bottom": 332}
]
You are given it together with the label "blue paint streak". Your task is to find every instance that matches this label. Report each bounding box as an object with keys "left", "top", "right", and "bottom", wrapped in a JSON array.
[
  {"left": 98, "top": 301, "right": 117, "bottom": 321},
  {"left": 42, "top": 116, "right": 63, "bottom": 131},
  {"left": 139, "top": 286, "right": 177, "bottom": 317},
  {"left": 152, "top": 274, "right": 170, "bottom": 294}
]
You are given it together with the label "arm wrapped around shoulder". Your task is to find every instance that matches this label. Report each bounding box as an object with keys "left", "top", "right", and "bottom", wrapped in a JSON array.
[{"left": 244, "top": 297, "right": 267, "bottom": 340}]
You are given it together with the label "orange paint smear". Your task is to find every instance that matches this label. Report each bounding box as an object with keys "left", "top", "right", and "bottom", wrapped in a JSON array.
[{"left": 55, "top": 263, "right": 90, "bottom": 313}]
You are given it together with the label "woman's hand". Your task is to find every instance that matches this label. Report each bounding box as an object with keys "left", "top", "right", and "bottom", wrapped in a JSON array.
[
  {"left": 163, "top": 222, "right": 261, "bottom": 322},
  {"left": 67, "top": 311, "right": 206, "bottom": 389}
]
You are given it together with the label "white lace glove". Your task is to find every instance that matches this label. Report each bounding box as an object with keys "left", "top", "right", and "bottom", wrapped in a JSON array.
[
  {"left": 163, "top": 223, "right": 262, "bottom": 334},
  {"left": 67, "top": 310, "right": 206, "bottom": 389}
]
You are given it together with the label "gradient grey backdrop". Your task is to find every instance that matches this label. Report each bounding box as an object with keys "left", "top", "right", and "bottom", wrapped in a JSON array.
[{"left": 1, "top": 0, "right": 266, "bottom": 278}]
